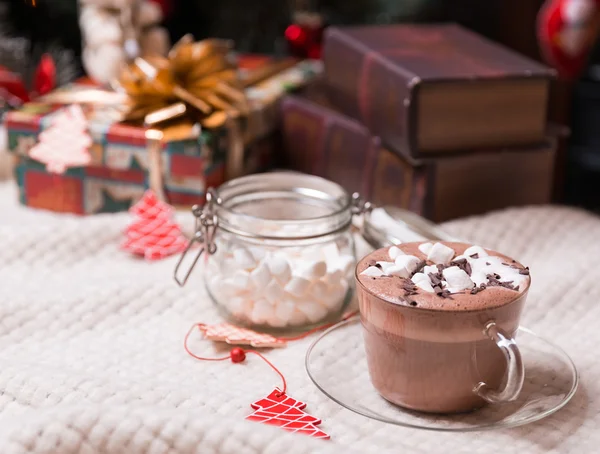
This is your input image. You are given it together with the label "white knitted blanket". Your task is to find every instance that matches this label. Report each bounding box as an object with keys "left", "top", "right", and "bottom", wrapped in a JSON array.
[{"left": 0, "top": 177, "right": 597, "bottom": 454}]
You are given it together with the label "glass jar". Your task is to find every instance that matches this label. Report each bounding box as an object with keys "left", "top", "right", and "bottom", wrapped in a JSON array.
[
  {"left": 174, "top": 172, "right": 373, "bottom": 330},
  {"left": 174, "top": 171, "right": 454, "bottom": 330}
]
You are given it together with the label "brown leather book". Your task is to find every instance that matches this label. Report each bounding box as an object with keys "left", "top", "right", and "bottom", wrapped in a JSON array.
[
  {"left": 323, "top": 24, "right": 556, "bottom": 159},
  {"left": 281, "top": 93, "right": 556, "bottom": 222}
]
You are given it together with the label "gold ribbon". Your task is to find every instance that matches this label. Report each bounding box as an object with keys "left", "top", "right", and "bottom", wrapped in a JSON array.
[{"left": 118, "top": 35, "right": 249, "bottom": 129}]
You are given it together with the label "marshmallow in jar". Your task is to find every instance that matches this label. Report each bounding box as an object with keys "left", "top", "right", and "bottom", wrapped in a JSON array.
[
  {"left": 179, "top": 172, "right": 365, "bottom": 329},
  {"left": 206, "top": 239, "right": 355, "bottom": 328}
]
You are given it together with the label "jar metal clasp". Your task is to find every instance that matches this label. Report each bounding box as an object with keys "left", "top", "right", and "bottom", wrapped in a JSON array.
[
  {"left": 351, "top": 192, "right": 374, "bottom": 236},
  {"left": 174, "top": 189, "right": 220, "bottom": 287}
]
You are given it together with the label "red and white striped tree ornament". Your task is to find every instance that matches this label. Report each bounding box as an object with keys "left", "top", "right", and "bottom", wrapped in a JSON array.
[
  {"left": 122, "top": 190, "right": 188, "bottom": 260},
  {"left": 246, "top": 388, "right": 330, "bottom": 439}
]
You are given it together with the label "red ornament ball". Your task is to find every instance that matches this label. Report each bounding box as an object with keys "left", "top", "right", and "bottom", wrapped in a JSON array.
[
  {"left": 285, "top": 24, "right": 308, "bottom": 47},
  {"left": 230, "top": 347, "right": 246, "bottom": 363}
]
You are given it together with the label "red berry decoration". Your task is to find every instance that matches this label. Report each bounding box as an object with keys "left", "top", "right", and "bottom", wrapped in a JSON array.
[
  {"left": 285, "top": 11, "right": 325, "bottom": 59},
  {"left": 33, "top": 54, "right": 57, "bottom": 97},
  {"left": 285, "top": 24, "right": 308, "bottom": 47},
  {"left": 230, "top": 347, "right": 246, "bottom": 363}
]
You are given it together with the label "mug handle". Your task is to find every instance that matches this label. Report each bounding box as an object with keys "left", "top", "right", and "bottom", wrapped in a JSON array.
[{"left": 473, "top": 321, "right": 525, "bottom": 403}]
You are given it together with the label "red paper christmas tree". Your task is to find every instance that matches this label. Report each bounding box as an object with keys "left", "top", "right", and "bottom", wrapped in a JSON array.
[
  {"left": 28, "top": 105, "right": 92, "bottom": 174},
  {"left": 199, "top": 323, "right": 287, "bottom": 348},
  {"left": 122, "top": 190, "right": 188, "bottom": 260},
  {"left": 246, "top": 388, "right": 330, "bottom": 439}
]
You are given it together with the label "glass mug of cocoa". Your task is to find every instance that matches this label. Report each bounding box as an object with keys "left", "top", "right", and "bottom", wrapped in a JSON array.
[{"left": 356, "top": 241, "right": 530, "bottom": 414}]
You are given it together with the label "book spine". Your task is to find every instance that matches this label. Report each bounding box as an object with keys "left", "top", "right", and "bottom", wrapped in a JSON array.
[
  {"left": 281, "top": 95, "right": 424, "bottom": 212},
  {"left": 369, "top": 147, "right": 426, "bottom": 216},
  {"left": 323, "top": 28, "right": 415, "bottom": 158},
  {"left": 282, "top": 95, "right": 373, "bottom": 196},
  {"left": 430, "top": 144, "right": 556, "bottom": 222},
  {"left": 280, "top": 97, "right": 329, "bottom": 176}
]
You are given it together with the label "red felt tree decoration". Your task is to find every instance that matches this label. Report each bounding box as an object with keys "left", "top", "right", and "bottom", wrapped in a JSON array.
[
  {"left": 246, "top": 388, "right": 330, "bottom": 439},
  {"left": 122, "top": 190, "right": 188, "bottom": 260}
]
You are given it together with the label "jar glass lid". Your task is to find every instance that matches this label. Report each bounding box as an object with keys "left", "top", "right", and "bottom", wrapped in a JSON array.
[{"left": 215, "top": 172, "right": 353, "bottom": 240}]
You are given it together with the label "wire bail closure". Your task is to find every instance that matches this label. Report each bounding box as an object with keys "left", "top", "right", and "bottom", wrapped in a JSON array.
[
  {"left": 351, "top": 192, "right": 373, "bottom": 236},
  {"left": 174, "top": 188, "right": 220, "bottom": 287}
]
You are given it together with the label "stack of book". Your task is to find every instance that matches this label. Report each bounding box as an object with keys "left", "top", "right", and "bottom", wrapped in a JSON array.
[{"left": 281, "top": 24, "right": 558, "bottom": 222}]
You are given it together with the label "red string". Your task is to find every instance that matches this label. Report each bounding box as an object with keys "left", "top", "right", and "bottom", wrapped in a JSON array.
[
  {"left": 184, "top": 311, "right": 359, "bottom": 395},
  {"left": 246, "top": 350, "right": 287, "bottom": 395},
  {"left": 184, "top": 324, "right": 230, "bottom": 362},
  {"left": 184, "top": 324, "right": 287, "bottom": 394}
]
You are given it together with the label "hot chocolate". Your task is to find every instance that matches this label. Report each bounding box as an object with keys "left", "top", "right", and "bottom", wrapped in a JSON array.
[{"left": 356, "top": 241, "right": 530, "bottom": 413}]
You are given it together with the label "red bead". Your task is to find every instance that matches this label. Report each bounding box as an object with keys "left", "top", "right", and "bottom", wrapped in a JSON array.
[{"left": 230, "top": 347, "right": 246, "bottom": 363}]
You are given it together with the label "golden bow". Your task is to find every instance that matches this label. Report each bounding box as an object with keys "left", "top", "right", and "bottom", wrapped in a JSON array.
[{"left": 118, "top": 35, "right": 249, "bottom": 129}]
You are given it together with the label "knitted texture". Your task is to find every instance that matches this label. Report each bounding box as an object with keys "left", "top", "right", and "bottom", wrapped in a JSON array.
[{"left": 0, "top": 180, "right": 597, "bottom": 453}]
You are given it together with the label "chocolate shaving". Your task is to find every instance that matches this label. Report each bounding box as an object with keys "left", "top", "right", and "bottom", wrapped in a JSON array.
[
  {"left": 413, "top": 260, "right": 427, "bottom": 276},
  {"left": 486, "top": 262, "right": 491, "bottom": 266},
  {"left": 470, "top": 253, "right": 479, "bottom": 259},
  {"left": 518, "top": 266, "right": 530, "bottom": 275},
  {"left": 430, "top": 283, "right": 453, "bottom": 299},
  {"left": 374, "top": 263, "right": 383, "bottom": 270},
  {"left": 470, "top": 284, "right": 488, "bottom": 295},
  {"left": 439, "top": 290, "right": 453, "bottom": 299},
  {"left": 429, "top": 273, "right": 442, "bottom": 286},
  {"left": 451, "top": 258, "right": 472, "bottom": 276},
  {"left": 436, "top": 264, "right": 445, "bottom": 272},
  {"left": 465, "top": 261, "right": 472, "bottom": 276},
  {"left": 400, "top": 280, "right": 418, "bottom": 297},
  {"left": 486, "top": 274, "right": 518, "bottom": 291}
]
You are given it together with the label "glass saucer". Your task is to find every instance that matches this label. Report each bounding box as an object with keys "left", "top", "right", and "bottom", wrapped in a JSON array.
[{"left": 305, "top": 318, "right": 578, "bottom": 432}]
